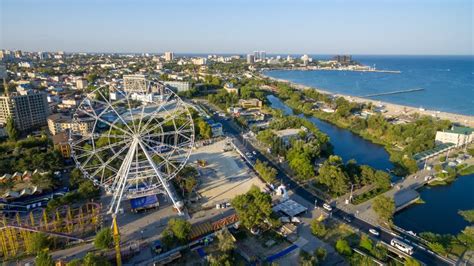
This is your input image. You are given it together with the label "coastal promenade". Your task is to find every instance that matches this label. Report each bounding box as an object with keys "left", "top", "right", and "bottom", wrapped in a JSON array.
[{"left": 264, "top": 75, "right": 474, "bottom": 128}]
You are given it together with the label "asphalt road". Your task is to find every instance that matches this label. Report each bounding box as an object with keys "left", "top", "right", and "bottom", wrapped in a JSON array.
[{"left": 207, "top": 108, "right": 453, "bottom": 266}]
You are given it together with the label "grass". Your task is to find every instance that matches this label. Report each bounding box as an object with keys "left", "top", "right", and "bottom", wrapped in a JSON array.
[
  {"left": 458, "top": 165, "right": 474, "bottom": 176},
  {"left": 352, "top": 187, "right": 389, "bottom": 205}
]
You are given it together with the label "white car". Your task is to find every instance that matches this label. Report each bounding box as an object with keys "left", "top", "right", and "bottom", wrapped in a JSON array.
[
  {"left": 322, "top": 203, "right": 332, "bottom": 212},
  {"left": 369, "top": 228, "right": 380, "bottom": 236}
]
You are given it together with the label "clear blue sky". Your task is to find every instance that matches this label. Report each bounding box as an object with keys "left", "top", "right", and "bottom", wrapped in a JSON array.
[{"left": 1, "top": 0, "right": 472, "bottom": 55}]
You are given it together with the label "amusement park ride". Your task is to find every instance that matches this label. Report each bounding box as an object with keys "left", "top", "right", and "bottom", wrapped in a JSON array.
[{"left": 0, "top": 80, "right": 195, "bottom": 264}]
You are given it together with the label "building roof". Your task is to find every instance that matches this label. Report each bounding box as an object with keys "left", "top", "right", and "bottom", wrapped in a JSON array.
[
  {"left": 52, "top": 131, "right": 69, "bottom": 144},
  {"left": 446, "top": 126, "right": 474, "bottom": 135},
  {"left": 48, "top": 113, "right": 71, "bottom": 123},
  {"left": 274, "top": 128, "right": 301, "bottom": 139},
  {"left": 272, "top": 199, "right": 308, "bottom": 217}
]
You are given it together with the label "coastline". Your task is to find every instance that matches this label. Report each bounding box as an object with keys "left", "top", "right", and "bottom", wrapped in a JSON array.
[{"left": 262, "top": 74, "right": 474, "bottom": 128}]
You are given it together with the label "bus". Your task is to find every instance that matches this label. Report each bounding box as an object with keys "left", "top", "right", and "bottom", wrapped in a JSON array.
[{"left": 390, "top": 238, "right": 414, "bottom": 255}]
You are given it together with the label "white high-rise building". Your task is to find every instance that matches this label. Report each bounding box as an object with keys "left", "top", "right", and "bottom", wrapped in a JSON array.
[{"left": 164, "top": 52, "right": 174, "bottom": 62}]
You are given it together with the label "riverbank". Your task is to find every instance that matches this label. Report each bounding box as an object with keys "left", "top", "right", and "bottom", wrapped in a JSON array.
[{"left": 263, "top": 74, "right": 474, "bottom": 128}]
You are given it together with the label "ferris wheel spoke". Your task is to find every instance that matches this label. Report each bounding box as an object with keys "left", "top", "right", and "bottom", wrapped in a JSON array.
[
  {"left": 78, "top": 107, "right": 132, "bottom": 137},
  {"left": 143, "top": 138, "right": 192, "bottom": 154},
  {"left": 140, "top": 108, "right": 188, "bottom": 136},
  {"left": 123, "top": 92, "right": 139, "bottom": 132},
  {"left": 137, "top": 93, "right": 174, "bottom": 132},
  {"left": 87, "top": 142, "right": 131, "bottom": 179},
  {"left": 140, "top": 140, "right": 179, "bottom": 172},
  {"left": 138, "top": 102, "right": 177, "bottom": 134},
  {"left": 92, "top": 91, "right": 135, "bottom": 133},
  {"left": 73, "top": 138, "right": 131, "bottom": 160}
]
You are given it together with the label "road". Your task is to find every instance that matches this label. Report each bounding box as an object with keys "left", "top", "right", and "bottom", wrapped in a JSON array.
[{"left": 203, "top": 103, "right": 454, "bottom": 266}]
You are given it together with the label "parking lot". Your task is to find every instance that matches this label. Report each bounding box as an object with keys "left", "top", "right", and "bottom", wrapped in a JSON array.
[{"left": 189, "top": 139, "right": 266, "bottom": 208}]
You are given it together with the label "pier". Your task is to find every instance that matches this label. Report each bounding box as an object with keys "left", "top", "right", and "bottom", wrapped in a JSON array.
[{"left": 363, "top": 88, "right": 424, "bottom": 98}]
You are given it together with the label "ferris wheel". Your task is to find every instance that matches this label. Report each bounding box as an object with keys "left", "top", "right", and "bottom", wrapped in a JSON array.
[{"left": 69, "top": 83, "right": 195, "bottom": 215}]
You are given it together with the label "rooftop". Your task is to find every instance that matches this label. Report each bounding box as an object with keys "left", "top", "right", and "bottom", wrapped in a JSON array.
[{"left": 445, "top": 126, "right": 474, "bottom": 135}]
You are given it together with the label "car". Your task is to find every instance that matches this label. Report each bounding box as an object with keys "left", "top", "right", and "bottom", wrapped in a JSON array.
[
  {"left": 369, "top": 228, "right": 380, "bottom": 236},
  {"left": 252, "top": 151, "right": 257, "bottom": 155},
  {"left": 322, "top": 203, "right": 332, "bottom": 212}
]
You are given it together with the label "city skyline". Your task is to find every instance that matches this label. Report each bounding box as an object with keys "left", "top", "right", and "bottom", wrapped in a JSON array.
[{"left": 1, "top": 0, "right": 472, "bottom": 55}]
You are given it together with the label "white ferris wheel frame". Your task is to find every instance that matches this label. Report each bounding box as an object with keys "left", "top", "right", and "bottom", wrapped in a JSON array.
[{"left": 69, "top": 84, "right": 195, "bottom": 215}]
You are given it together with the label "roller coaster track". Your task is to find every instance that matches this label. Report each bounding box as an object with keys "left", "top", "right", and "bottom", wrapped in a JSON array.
[{"left": 0, "top": 225, "right": 84, "bottom": 242}]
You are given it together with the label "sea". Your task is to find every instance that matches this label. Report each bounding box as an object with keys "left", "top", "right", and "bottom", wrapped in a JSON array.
[{"left": 264, "top": 55, "right": 474, "bottom": 116}]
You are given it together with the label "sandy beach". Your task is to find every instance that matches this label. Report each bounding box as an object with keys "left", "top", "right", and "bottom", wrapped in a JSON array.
[{"left": 263, "top": 75, "right": 474, "bottom": 128}]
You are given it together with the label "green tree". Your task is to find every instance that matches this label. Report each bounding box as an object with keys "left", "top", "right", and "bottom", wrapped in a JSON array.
[
  {"left": 83, "top": 252, "right": 112, "bottom": 266},
  {"left": 299, "top": 250, "right": 318, "bottom": 266},
  {"left": 231, "top": 185, "right": 272, "bottom": 229},
  {"left": 35, "top": 250, "right": 54, "bottom": 266},
  {"left": 317, "top": 156, "right": 350, "bottom": 196},
  {"left": 66, "top": 259, "right": 82, "bottom": 266},
  {"left": 78, "top": 180, "right": 100, "bottom": 199},
  {"left": 359, "top": 234, "right": 373, "bottom": 252},
  {"left": 167, "top": 218, "right": 192, "bottom": 242},
  {"left": 310, "top": 219, "right": 327, "bottom": 238},
  {"left": 30, "top": 233, "right": 51, "bottom": 254},
  {"left": 335, "top": 239, "right": 352, "bottom": 256},
  {"left": 197, "top": 119, "right": 212, "bottom": 139},
  {"left": 372, "top": 195, "right": 395, "bottom": 225},
  {"left": 254, "top": 159, "right": 277, "bottom": 183},
  {"left": 459, "top": 210, "right": 474, "bottom": 223},
  {"left": 216, "top": 227, "right": 235, "bottom": 253},
  {"left": 404, "top": 257, "right": 421, "bottom": 266},
  {"left": 457, "top": 226, "right": 474, "bottom": 249},
  {"left": 6, "top": 116, "right": 18, "bottom": 141},
  {"left": 427, "top": 242, "right": 447, "bottom": 256},
  {"left": 94, "top": 228, "right": 113, "bottom": 250},
  {"left": 315, "top": 247, "right": 327, "bottom": 261}
]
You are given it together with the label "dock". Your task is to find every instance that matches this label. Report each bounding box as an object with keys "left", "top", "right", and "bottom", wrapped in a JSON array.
[{"left": 363, "top": 88, "right": 424, "bottom": 98}]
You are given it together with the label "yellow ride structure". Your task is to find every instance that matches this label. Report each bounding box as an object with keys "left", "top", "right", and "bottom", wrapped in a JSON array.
[{"left": 0, "top": 202, "right": 101, "bottom": 260}]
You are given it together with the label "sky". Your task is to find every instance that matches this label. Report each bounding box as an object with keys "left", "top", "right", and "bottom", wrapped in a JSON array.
[{"left": 1, "top": 0, "right": 473, "bottom": 55}]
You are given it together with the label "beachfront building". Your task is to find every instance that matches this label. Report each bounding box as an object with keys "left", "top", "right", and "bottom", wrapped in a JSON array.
[{"left": 435, "top": 126, "right": 474, "bottom": 147}]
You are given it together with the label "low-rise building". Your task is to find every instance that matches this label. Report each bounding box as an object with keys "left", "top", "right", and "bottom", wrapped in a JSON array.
[
  {"left": 76, "top": 78, "right": 88, "bottom": 89},
  {"left": 238, "top": 98, "right": 262, "bottom": 109},
  {"left": 435, "top": 126, "right": 474, "bottom": 147},
  {"left": 52, "top": 131, "right": 71, "bottom": 158},
  {"left": 274, "top": 128, "right": 302, "bottom": 146},
  {"left": 47, "top": 113, "right": 93, "bottom": 135},
  {"left": 164, "top": 81, "right": 191, "bottom": 92},
  {"left": 224, "top": 83, "right": 238, "bottom": 94}
]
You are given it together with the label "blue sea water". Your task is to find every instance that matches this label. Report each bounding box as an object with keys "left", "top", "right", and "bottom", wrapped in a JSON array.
[{"left": 264, "top": 55, "right": 474, "bottom": 116}]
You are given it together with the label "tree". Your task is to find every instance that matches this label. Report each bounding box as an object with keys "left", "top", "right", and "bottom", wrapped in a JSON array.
[
  {"left": 231, "top": 185, "right": 272, "bottom": 229},
  {"left": 372, "top": 195, "right": 395, "bottom": 225},
  {"left": 83, "top": 252, "right": 112, "bottom": 266},
  {"left": 208, "top": 253, "right": 232, "bottom": 266},
  {"left": 6, "top": 116, "right": 18, "bottom": 141},
  {"left": 216, "top": 227, "right": 235, "bottom": 253},
  {"left": 359, "top": 234, "right": 373, "bottom": 252},
  {"left": 66, "top": 259, "right": 83, "bottom": 266},
  {"left": 317, "top": 156, "right": 350, "bottom": 196},
  {"left": 310, "top": 219, "right": 327, "bottom": 238},
  {"left": 197, "top": 119, "right": 212, "bottom": 139},
  {"left": 78, "top": 180, "right": 100, "bottom": 199},
  {"left": 35, "top": 250, "right": 54, "bottom": 266},
  {"left": 335, "top": 239, "right": 352, "bottom": 256},
  {"left": 254, "top": 160, "right": 277, "bottom": 184},
  {"left": 94, "top": 228, "right": 113, "bottom": 250},
  {"left": 315, "top": 247, "right": 327, "bottom": 261},
  {"left": 459, "top": 209, "right": 474, "bottom": 223},
  {"left": 30, "top": 233, "right": 50, "bottom": 254},
  {"left": 457, "top": 226, "right": 474, "bottom": 249},
  {"left": 167, "top": 218, "right": 192, "bottom": 242},
  {"left": 299, "top": 250, "right": 318, "bottom": 266},
  {"left": 427, "top": 242, "right": 447, "bottom": 256},
  {"left": 404, "top": 257, "right": 421, "bottom": 266}
]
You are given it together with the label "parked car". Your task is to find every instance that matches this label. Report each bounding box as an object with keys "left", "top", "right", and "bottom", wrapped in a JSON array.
[{"left": 322, "top": 203, "right": 332, "bottom": 212}]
